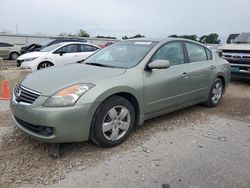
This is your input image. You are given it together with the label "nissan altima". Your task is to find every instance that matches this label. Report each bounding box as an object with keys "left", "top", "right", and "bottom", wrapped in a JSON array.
[{"left": 10, "top": 38, "right": 230, "bottom": 147}]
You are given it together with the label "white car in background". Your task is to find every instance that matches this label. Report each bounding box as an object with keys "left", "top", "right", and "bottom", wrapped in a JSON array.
[{"left": 17, "top": 42, "right": 100, "bottom": 71}]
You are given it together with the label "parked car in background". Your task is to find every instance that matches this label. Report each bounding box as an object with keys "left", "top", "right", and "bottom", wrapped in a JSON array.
[
  {"left": 98, "top": 41, "right": 114, "bottom": 48},
  {"left": 226, "top": 33, "right": 239, "bottom": 44},
  {"left": 20, "top": 37, "right": 87, "bottom": 54},
  {"left": 17, "top": 42, "right": 100, "bottom": 71},
  {"left": 0, "top": 42, "right": 20, "bottom": 60},
  {"left": 217, "top": 32, "right": 250, "bottom": 79},
  {"left": 11, "top": 38, "right": 230, "bottom": 147}
]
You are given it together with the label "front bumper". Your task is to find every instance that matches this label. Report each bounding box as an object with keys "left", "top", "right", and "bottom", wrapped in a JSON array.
[
  {"left": 221, "top": 52, "right": 250, "bottom": 79},
  {"left": 10, "top": 96, "right": 100, "bottom": 143},
  {"left": 227, "top": 61, "right": 250, "bottom": 79}
]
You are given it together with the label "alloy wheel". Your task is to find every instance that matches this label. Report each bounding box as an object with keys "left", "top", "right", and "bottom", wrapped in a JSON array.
[
  {"left": 102, "top": 105, "right": 131, "bottom": 141},
  {"left": 211, "top": 82, "right": 222, "bottom": 104}
]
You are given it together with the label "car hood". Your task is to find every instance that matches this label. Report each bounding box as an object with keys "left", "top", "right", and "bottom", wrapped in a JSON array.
[
  {"left": 17, "top": 51, "right": 49, "bottom": 60},
  {"left": 218, "top": 43, "right": 250, "bottom": 51},
  {"left": 21, "top": 64, "right": 126, "bottom": 96}
]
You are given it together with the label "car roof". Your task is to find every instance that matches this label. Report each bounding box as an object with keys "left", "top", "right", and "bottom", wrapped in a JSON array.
[
  {"left": 126, "top": 37, "right": 209, "bottom": 47},
  {"left": 58, "top": 42, "right": 100, "bottom": 48}
]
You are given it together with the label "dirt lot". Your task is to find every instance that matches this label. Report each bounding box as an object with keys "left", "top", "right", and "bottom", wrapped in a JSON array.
[{"left": 0, "top": 81, "right": 250, "bottom": 188}]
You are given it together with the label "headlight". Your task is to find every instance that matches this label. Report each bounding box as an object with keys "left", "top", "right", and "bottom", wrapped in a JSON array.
[
  {"left": 44, "top": 84, "right": 94, "bottom": 107},
  {"left": 22, "top": 57, "right": 38, "bottom": 62},
  {"left": 216, "top": 49, "right": 222, "bottom": 57}
]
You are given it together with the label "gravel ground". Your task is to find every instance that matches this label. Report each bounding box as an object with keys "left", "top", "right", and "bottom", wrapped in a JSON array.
[
  {"left": 0, "top": 81, "right": 249, "bottom": 188},
  {"left": 1, "top": 60, "right": 16, "bottom": 67}
]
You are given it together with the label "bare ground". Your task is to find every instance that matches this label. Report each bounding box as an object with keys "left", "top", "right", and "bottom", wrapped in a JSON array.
[{"left": 0, "top": 81, "right": 250, "bottom": 188}]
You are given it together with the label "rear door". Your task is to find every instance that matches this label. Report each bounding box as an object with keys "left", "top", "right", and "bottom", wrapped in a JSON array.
[
  {"left": 77, "top": 44, "right": 99, "bottom": 61},
  {"left": 184, "top": 42, "right": 215, "bottom": 100},
  {"left": 144, "top": 41, "right": 191, "bottom": 115},
  {"left": 0, "top": 42, "right": 12, "bottom": 59}
]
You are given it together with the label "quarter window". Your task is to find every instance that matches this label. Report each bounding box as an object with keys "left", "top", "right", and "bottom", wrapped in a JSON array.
[
  {"left": 151, "top": 42, "right": 185, "bottom": 66},
  {"left": 185, "top": 42, "right": 207, "bottom": 62},
  {"left": 78, "top": 44, "right": 98, "bottom": 52},
  {"left": 205, "top": 48, "right": 213, "bottom": 60}
]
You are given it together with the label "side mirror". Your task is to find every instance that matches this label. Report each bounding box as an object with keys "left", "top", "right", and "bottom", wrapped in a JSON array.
[
  {"left": 59, "top": 51, "right": 66, "bottom": 56},
  {"left": 147, "top": 60, "right": 170, "bottom": 70}
]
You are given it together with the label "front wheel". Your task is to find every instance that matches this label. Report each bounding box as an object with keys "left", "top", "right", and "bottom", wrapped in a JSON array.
[
  {"left": 205, "top": 78, "right": 223, "bottom": 107},
  {"left": 37, "top": 61, "right": 53, "bottom": 70},
  {"left": 91, "top": 96, "right": 135, "bottom": 147},
  {"left": 10, "top": 52, "right": 19, "bottom": 60}
]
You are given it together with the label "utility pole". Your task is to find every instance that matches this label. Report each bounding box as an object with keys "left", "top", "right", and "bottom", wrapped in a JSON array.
[{"left": 16, "top": 24, "right": 19, "bottom": 34}]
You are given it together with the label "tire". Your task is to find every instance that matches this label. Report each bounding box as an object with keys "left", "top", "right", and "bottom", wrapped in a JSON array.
[
  {"left": 37, "top": 61, "right": 54, "bottom": 70},
  {"left": 204, "top": 78, "right": 223, "bottom": 107},
  {"left": 91, "top": 95, "right": 135, "bottom": 147},
  {"left": 9, "top": 52, "right": 20, "bottom": 60}
]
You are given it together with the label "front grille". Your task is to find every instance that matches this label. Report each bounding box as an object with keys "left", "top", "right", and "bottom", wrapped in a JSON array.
[
  {"left": 16, "top": 60, "right": 24, "bottom": 67},
  {"left": 222, "top": 50, "right": 250, "bottom": 54},
  {"left": 14, "top": 116, "right": 53, "bottom": 136},
  {"left": 14, "top": 85, "right": 41, "bottom": 104}
]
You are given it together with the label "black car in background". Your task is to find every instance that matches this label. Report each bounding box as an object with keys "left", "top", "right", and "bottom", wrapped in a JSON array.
[{"left": 20, "top": 37, "right": 87, "bottom": 54}]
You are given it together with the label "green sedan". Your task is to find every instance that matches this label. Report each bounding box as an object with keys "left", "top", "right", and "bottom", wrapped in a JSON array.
[{"left": 10, "top": 38, "right": 230, "bottom": 147}]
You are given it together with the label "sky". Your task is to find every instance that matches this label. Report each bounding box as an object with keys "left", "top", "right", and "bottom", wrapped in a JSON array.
[{"left": 1, "top": 0, "right": 250, "bottom": 41}]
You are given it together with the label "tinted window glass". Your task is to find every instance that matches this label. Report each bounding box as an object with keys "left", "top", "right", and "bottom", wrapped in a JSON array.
[
  {"left": 151, "top": 42, "right": 184, "bottom": 66},
  {"left": 0, "top": 42, "right": 13, "bottom": 47},
  {"left": 57, "top": 44, "right": 78, "bottom": 53},
  {"left": 48, "top": 40, "right": 59, "bottom": 46},
  {"left": 78, "top": 44, "right": 98, "bottom": 52},
  {"left": 205, "top": 49, "right": 212, "bottom": 60},
  {"left": 186, "top": 43, "right": 207, "bottom": 62},
  {"left": 41, "top": 43, "right": 63, "bottom": 52}
]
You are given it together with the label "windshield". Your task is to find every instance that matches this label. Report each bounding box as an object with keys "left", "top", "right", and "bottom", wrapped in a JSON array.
[
  {"left": 40, "top": 43, "right": 63, "bottom": 52},
  {"left": 84, "top": 41, "right": 157, "bottom": 68},
  {"left": 39, "top": 39, "right": 54, "bottom": 47},
  {"left": 233, "top": 33, "right": 250, "bottom": 43}
]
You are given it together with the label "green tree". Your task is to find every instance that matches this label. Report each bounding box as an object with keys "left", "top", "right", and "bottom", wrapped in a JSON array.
[
  {"left": 169, "top": 34, "right": 198, "bottom": 41},
  {"left": 199, "top": 33, "right": 221, "bottom": 44},
  {"left": 122, "top": 36, "right": 128, "bottom": 40},
  {"left": 96, "top": 35, "right": 117, "bottom": 39},
  {"left": 122, "top": 34, "right": 145, "bottom": 40},
  {"left": 78, "top": 29, "right": 90, "bottom": 37},
  {"left": 130, "top": 34, "right": 145, "bottom": 39}
]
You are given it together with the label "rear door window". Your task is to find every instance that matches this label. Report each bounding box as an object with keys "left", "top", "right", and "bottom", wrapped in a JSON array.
[
  {"left": 78, "top": 44, "right": 98, "bottom": 52},
  {"left": 185, "top": 42, "right": 208, "bottom": 62}
]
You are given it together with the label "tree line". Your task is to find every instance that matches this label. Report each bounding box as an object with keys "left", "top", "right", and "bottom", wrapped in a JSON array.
[{"left": 58, "top": 29, "right": 221, "bottom": 44}]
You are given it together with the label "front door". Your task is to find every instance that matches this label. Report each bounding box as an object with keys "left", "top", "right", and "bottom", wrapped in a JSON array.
[
  {"left": 144, "top": 41, "right": 191, "bottom": 115},
  {"left": 54, "top": 44, "right": 79, "bottom": 65}
]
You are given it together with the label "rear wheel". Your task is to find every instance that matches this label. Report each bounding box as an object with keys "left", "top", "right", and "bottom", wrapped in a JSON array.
[
  {"left": 9, "top": 52, "right": 19, "bottom": 60},
  {"left": 205, "top": 78, "right": 223, "bottom": 107},
  {"left": 91, "top": 96, "right": 135, "bottom": 147},
  {"left": 37, "top": 61, "right": 53, "bottom": 70}
]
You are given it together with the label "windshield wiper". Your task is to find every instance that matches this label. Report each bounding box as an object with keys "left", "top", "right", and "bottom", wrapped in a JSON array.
[
  {"left": 233, "top": 41, "right": 249, "bottom": 44},
  {"left": 85, "top": 62, "right": 115, "bottom": 68}
]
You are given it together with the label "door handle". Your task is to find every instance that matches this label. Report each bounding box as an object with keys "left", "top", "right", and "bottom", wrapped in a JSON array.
[
  {"left": 210, "top": 65, "right": 216, "bottom": 70},
  {"left": 181, "top": 72, "right": 189, "bottom": 78}
]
